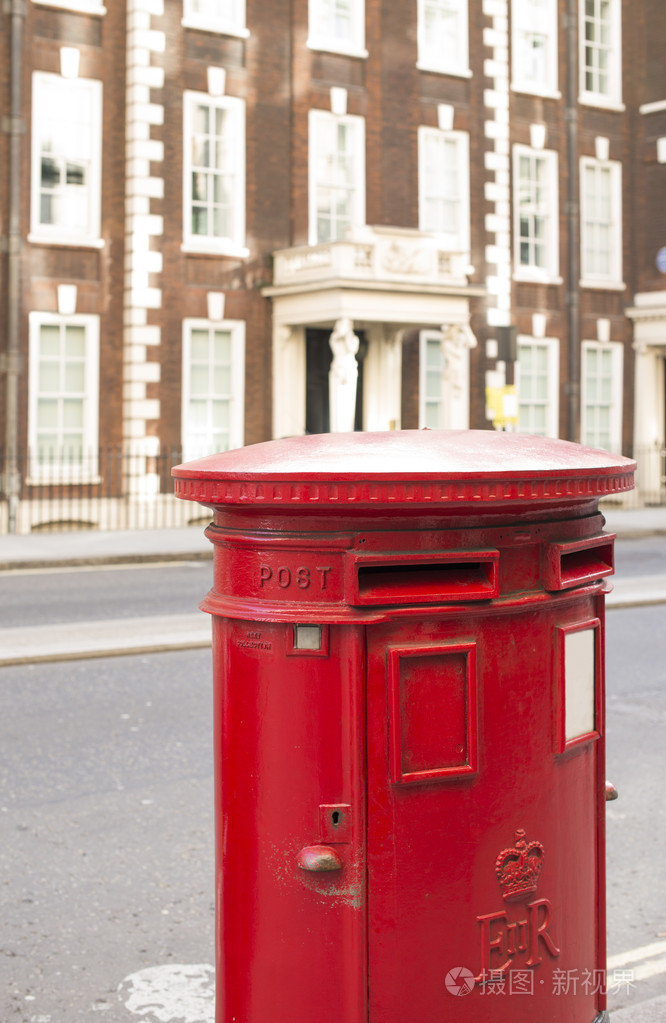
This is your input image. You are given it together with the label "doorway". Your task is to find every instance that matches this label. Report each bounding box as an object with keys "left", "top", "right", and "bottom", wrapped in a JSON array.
[{"left": 305, "top": 328, "right": 366, "bottom": 433}]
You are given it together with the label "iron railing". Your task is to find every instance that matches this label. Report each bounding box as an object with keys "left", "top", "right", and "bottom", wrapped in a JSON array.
[
  {"left": 1, "top": 442, "right": 664, "bottom": 534},
  {"left": 620, "top": 443, "right": 666, "bottom": 508},
  {"left": 0, "top": 446, "right": 210, "bottom": 534}
]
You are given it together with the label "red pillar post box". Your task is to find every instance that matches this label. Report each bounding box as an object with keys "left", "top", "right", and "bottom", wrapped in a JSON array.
[{"left": 173, "top": 430, "right": 635, "bottom": 1023}]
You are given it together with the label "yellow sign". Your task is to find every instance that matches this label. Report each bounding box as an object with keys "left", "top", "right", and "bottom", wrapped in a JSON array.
[{"left": 486, "top": 385, "right": 519, "bottom": 429}]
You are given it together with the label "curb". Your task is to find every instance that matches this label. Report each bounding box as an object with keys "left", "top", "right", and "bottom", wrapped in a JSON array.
[
  {"left": 610, "top": 529, "right": 666, "bottom": 539},
  {"left": 0, "top": 613, "right": 211, "bottom": 668},
  {"left": 605, "top": 576, "right": 666, "bottom": 609},
  {"left": 0, "top": 550, "right": 213, "bottom": 573},
  {"left": 0, "top": 522, "right": 663, "bottom": 573},
  {"left": 610, "top": 994, "right": 666, "bottom": 1022},
  {"left": 1, "top": 582, "right": 665, "bottom": 668}
]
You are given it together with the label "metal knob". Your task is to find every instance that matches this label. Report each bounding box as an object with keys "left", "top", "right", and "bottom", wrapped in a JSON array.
[
  {"left": 605, "top": 780, "right": 619, "bottom": 801},
  {"left": 297, "top": 845, "right": 343, "bottom": 872}
]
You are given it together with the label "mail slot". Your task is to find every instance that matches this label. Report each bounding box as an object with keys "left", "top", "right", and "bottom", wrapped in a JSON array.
[
  {"left": 347, "top": 550, "right": 499, "bottom": 605},
  {"left": 173, "top": 429, "right": 635, "bottom": 1023},
  {"left": 543, "top": 536, "right": 616, "bottom": 591}
]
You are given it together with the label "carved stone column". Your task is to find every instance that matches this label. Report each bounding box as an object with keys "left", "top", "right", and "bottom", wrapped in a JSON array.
[
  {"left": 632, "top": 334, "right": 665, "bottom": 501},
  {"left": 440, "top": 323, "right": 476, "bottom": 394},
  {"left": 364, "top": 325, "right": 403, "bottom": 431},
  {"left": 329, "top": 318, "right": 360, "bottom": 433},
  {"left": 438, "top": 322, "right": 477, "bottom": 430},
  {"left": 272, "top": 323, "right": 306, "bottom": 439}
]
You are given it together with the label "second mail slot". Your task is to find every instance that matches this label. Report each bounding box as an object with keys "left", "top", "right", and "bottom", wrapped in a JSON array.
[{"left": 543, "top": 535, "right": 616, "bottom": 591}]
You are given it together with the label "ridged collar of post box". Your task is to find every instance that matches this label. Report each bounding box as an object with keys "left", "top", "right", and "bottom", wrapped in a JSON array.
[{"left": 172, "top": 430, "right": 636, "bottom": 512}]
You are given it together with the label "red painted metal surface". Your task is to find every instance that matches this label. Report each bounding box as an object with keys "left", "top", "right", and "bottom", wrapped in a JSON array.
[{"left": 173, "top": 429, "right": 635, "bottom": 1023}]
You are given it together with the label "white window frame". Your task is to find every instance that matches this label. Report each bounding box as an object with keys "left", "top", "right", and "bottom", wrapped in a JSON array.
[
  {"left": 417, "top": 0, "right": 470, "bottom": 77},
  {"left": 579, "top": 0, "right": 623, "bottom": 109},
  {"left": 182, "top": 91, "right": 247, "bottom": 257},
  {"left": 307, "top": 0, "right": 367, "bottom": 58},
  {"left": 418, "top": 126, "right": 470, "bottom": 255},
  {"left": 33, "top": 0, "right": 106, "bottom": 13},
  {"left": 181, "top": 318, "right": 246, "bottom": 462},
  {"left": 419, "top": 331, "right": 448, "bottom": 429},
  {"left": 308, "top": 109, "right": 366, "bottom": 246},
  {"left": 418, "top": 330, "right": 471, "bottom": 430},
  {"left": 28, "top": 312, "right": 100, "bottom": 484},
  {"left": 513, "top": 144, "right": 560, "bottom": 283},
  {"left": 516, "top": 335, "right": 560, "bottom": 438},
  {"left": 511, "top": 0, "right": 559, "bottom": 97},
  {"left": 580, "top": 157, "right": 623, "bottom": 287},
  {"left": 181, "top": 0, "right": 249, "bottom": 37},
  {"left": 30, "top": 73, "right": 103, "bottom": 247},
  {"left": 581, "top": 340, "right": 623, "bottom": 452}
]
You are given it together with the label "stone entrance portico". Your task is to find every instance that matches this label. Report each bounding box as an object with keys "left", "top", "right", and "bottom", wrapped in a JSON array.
[
  {"left": 263, "top": 226, "right": 484, "bottom": 438},
  {"left": 627, "top": 292, "right": 666, "bottom": 501}
]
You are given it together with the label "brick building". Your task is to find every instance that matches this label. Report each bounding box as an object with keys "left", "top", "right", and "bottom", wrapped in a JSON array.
[{"left": 1, "top": 0, "right": 665, "bottom": 529}]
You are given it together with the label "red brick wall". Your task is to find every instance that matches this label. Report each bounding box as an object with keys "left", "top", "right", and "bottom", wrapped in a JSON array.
[
  {"left": 8, "top": 3, "right": 127, "bottom": 452},
  {"left": 2, "top": 0, "right": 658, "bottom": 461}
]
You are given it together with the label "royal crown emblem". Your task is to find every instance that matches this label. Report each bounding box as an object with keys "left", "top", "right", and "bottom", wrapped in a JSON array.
[{"left": 495, "top": 829, "right": 544, "bottom": 903}]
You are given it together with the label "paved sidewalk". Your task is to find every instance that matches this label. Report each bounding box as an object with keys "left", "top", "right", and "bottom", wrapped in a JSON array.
[
  {"left": 0, "top": 525, "right": 212, "bottom": 570},
  {"left": 0, "top": 504, "right": 664, "bottom": 572},
  {"left": 606, "top": 574, "right": 666, "bottom": 608},
  {"left": 0, "top": 569, "right": 661, "bottom": 667},
  {"left": 0, "top": 612, "right": 211, "bottom": 667},
  {"left": 0, "top": 505, "right": 664, "bottom": 667},
  {"left": 611, "top": 994, "right": 666, "bottom": 1021},
  {"left": 602, "top": 504, "right": 666, "bottom": 539}
]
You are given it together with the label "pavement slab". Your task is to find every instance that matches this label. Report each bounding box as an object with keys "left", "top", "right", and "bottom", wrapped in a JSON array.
[
  {"left": 605, "top": 574, "right": 666, "bottom": 608},
  {"left": 0, "top": 612, "right": 211, "bottom": 666},
  {"left": 0, "top": 510, "right": 665, "bottom": 666},
  {"left": 0, "top": 504, "right": 664, "bottom": 572},
  {"left": 0, "top": 571, "right": 664, "bottom": 667},
  {"left": 611, "top": 994, "right": 666, "bottom": 1021}
]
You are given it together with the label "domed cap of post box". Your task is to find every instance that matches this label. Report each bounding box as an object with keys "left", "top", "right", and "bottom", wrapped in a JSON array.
[{"left": 172, "top": 430, "right": 635, "bottom": 511}]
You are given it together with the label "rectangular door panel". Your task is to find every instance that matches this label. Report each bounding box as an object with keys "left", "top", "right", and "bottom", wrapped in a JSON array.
[{"left": 366, "top": 604, "right": 603, "bottom": 1023}]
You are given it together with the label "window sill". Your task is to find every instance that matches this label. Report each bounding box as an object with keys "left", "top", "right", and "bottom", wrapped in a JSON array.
[
  {"left": 579, "top": 95, "right": 625, "bottom": 113},
  {"left": 640, "top": 99, "right": 666, "bottom": 115},
  {"left": 33, "top": 1, "right": 107, "bottom": 13},
  {"left": 511, "top": 84, "right": 562, "bottom": 100},
  {"left": 181, "top": 18, "right": 250, "bottom": 38},
  {"left": 181, "top": 241, "right": 249, "bottom": 259},
  {"left": 307, "top": 39, "right": 368, "bottom": 60},
  {"left": 513, "top": 271, "right": 563, "bottom": 286},
  {"left": 28, "top": 233, "right": 105, "bottom": 249},
  {"left": 580, "top": 278, "right": 626, "bottom": 292},
  {"left": 417, "top": 62, "right": 473, "bottom": 79},
  {"left": 27, "top": 475, "right": 102, "bottom": 487}
]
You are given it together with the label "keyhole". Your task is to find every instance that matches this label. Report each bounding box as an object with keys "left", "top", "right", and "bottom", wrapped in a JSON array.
[{"left": 331, "top": 810, "right": 341, "bottom": 827}]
